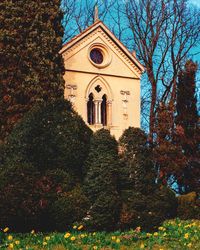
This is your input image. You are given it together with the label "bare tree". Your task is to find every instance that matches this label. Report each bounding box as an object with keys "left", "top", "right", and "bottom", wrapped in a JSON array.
[
  {"left": 61, "top": 0, "right": 114, "bottom": 43},
  {"left": 124, "top": 0, "right": 200, "bottom": 142}
]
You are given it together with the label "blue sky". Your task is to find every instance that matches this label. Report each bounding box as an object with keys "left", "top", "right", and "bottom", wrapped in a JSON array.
[{"left": 190, "top": 0, "right": 200, "bottom": 7}]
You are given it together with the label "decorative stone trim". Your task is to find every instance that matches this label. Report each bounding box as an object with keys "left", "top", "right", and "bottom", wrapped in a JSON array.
[
  {"left": 62, "top": 27, "right": 142, "bottom": 76},
  {"left": 88, "top": 43, "right": 112, "bottom": 68}
]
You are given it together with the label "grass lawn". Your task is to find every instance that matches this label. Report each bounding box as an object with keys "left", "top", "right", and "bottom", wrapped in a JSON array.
[{"left": 0, "top": 219, "right": 199, "bottom": 250}]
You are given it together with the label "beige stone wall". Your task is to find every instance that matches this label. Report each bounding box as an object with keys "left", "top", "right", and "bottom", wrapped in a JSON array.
[{"left": 62, "top": 24, "right": 142, "bottom": 139}]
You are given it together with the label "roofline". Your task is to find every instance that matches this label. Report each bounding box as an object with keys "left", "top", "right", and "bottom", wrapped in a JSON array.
[{"left": 61, "top": 20, "right": 144, "bottom": 73}]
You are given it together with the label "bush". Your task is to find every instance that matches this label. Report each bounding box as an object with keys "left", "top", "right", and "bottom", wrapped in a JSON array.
[
  {"left": 49, "top": 185, "right": 90, "bottom": 231},
  {"left": 118, "top": 127, "right": 177, "bottom": 231},
  {"left": 0, "top": 163, "right": 88, "bottom": 232},
  {"left": 0, "top": 163, "right": 43, "bottom": 232},
  {"left": 84, "top": 129, "right": 121, "bottom": 231},
  {"left": 119, "top": 127, "right": 155, "bottom": 194},
  {"left": 120, "top": 187, "right": 177, "bottom": 232},
  {"left": 4, "top": 99, "right": 92, "bottom": 175}
]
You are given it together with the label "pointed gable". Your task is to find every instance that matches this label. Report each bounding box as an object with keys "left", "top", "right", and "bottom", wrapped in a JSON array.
[{"left": 60, "top": 21, "right": 144, "bottom": 78}]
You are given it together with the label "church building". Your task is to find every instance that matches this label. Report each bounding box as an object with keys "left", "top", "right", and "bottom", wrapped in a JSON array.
[{"left": 60, "top": 14, "right": 144, "bottom": 139}]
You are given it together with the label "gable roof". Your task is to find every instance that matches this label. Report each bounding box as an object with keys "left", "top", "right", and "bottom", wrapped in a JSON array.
[{"left": 60, "top": 20, "right": 144, "bottom": 74}]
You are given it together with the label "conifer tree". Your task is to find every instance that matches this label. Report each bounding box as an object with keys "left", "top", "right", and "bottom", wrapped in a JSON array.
[
  {"left": 118, "top": 127, "right": 177, "bottom": 231},
  {"left": 0, "top": 0, "right": 65, "bottom": 141},
  {"left": 84, "top": 129, "right": 121, "bottom": 231},
  {"left": 175, "top": 60, "right": 200, "bottom": 193},
  {"left": 119, "top": 127, "right": 155, "bottom": 195}
]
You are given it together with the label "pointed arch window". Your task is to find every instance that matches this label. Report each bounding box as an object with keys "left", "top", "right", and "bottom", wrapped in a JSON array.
[
  {"left": 101, "top": 94, "right": 107, "bottom": 126},
  {"left": 87, "top": 93, "right": 95, "bottom": 125}
]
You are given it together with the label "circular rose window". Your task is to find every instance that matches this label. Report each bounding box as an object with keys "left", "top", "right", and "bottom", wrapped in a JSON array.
[
  {"left": 88, "top": 44, "right": 112, "bottom": 68},
  {"left": 90, "top": 49, "right": 103, "bottom": 64}
]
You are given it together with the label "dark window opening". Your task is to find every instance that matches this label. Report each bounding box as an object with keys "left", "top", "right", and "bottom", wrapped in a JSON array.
[
  {"left": 90, "top": 49, "right": 103, "bottom": 64},
  {"left": 101, "top": 94, "right": 107, "bottom": 126},
  {"left": 87, "top": 93, "right": 95, "bottom": 125},
  {"left": 95, "top": 85, "right": 102, "bottom": 93}
]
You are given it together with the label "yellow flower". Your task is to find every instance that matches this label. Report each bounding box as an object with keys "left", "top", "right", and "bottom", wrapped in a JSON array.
[
  {"left": 43, "top": 242, "right": 47, "bottom": 246},
  {"left": 140, "top": 243, "right": 145, "bottom": 249},
  {"left": 146, "top": 233, "right": 152, "bottom": 237},
  {"left": 187, "top": 243, "right": 192, "bottom": 248},
  {"left": 31, "top": 230, "right": 35, "bottom": 234},
  {"left": 45, "top": 236, "right": 50, "bottom": 241},
  {"left": 184, "top": 233, "right": 189, "bottom": 239},
  {"left": 15, "top": 240, "right": 20, "bottom": 245},
  {"left": 3, "top": 227, "right": 9, "bottom": 233},
  {"left": 111, "top": 236, "right": 116, "bottom": 240},
  {"left": 93, "top": 246, "right": 98, "bottom": 250},
  {"left": 73, "top": 225, "right": 77, "bottom": 229},
  {"left": 158, "top": 226, "right": 166, "bottom": 231},
  {"left": 153, "top": 232, "right": 158, "bottom": 236},
  {"left": 71, "top": 236, "right": 76, "bottom": 241},
  {"left": 64, "top": 232, "right": 71, "bottom": 238},
  {"left": 159, "top": 248, "right": 164, "bottom": 250},
  {"left": 93, "top": 232, "right": 96, "bottom": 236},
  {"left": 78, "top": 225, "right": 83, "bottom": 230},
  {"left": 9, "top": 243, "right": 14, "bottom": 249},
  {"left": 8, "top": 235, "right": 13, "bottom": 241},
  {"left": 116, "top": 238, "right": 120, "bottom": 243},
  {"left": 80, "top": 234, "right": 85, "bottom": 238}
]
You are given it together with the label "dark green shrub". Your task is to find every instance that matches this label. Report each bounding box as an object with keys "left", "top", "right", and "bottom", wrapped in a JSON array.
[
  {"left": 38, "top": 168, "right": 93, "bottom": 231},
  {"left": 120, "top": 187, "right": 177, "bottom": 232},
  {"left": 118, "top": 127, "right": 177, "bottom": 231},
  {"left": 87, "top": 192, "right": 121, "bottom": 231},
  {"left": 0, "top": 163, "right": 43, "bottom": 232},
  {"left": 49, "top": 185, "right": 90, "bottom": 231},
  {"left": 84, "top": 129, "right": 121, "bottom": 231},
  {"left": 0, "top": 163, "right": 87, "bottom": 232},
  {"left": 119, "top": 127, "right": 155, "bottom": 195},
  {"left": 4, "top": 99, "right": 92, "bottom": 175}
]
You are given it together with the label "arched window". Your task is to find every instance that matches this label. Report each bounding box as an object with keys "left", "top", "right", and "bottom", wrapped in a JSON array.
[
  {"left": 87, "top": 93, "right": 95, "bottom": 125},
  {"left": 101, "top": 94, "right": 107, "bottom": 126}
]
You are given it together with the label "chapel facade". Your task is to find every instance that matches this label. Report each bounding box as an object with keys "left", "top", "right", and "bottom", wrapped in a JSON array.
[{"left": 60, "top": 18, "right": 144, "bottom": 139}]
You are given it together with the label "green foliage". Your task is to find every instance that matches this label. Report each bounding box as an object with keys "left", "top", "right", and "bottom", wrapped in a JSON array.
[
  {"left": 119, "top": 127, "right": 155, "bottom": 195},
  {"left": 50, "top": 185, "right": 90, "bottom": 231},
  {"left": 0, "top": 100, "right": 92, "bottom": 232},
  {"left": 3, "top": 99, "right": 92, "bottom": 174},
  {"left": 120, "top": 187, "right": 177, "bottom": 232},
  {"left": 0, "top": 162, "right": 43, "bottom": 232},
  {"left": 0, "top": 0, "right": 65, "bottom": 141},
  {"left": 118, "top": 127, "right": 177, "bottom": 231},
  {"left": 84, "top": 129, "right": 121, "bottom": 231},
  {"left": 0, "top": 161, "right": 89, "bottom": 232}
]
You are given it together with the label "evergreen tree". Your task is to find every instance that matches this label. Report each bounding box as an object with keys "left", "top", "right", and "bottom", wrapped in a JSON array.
[
  {"left": 118, "top": 127, "right": 177, "bottom": 231},
  {"left": 84, "top": 129, "right": 121, "bottom": 231},
  {"left": 119, "top": 127, "right": 155, "bottom": 196},
  {"left": 2, "top": 99, "right": 92, "bottom": 175},
  {"left": 0, "top": 0, "right": 65, "bottom": 141},
  {"left": 175, "top": 60, "right": 200, "bottom": 193}
]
